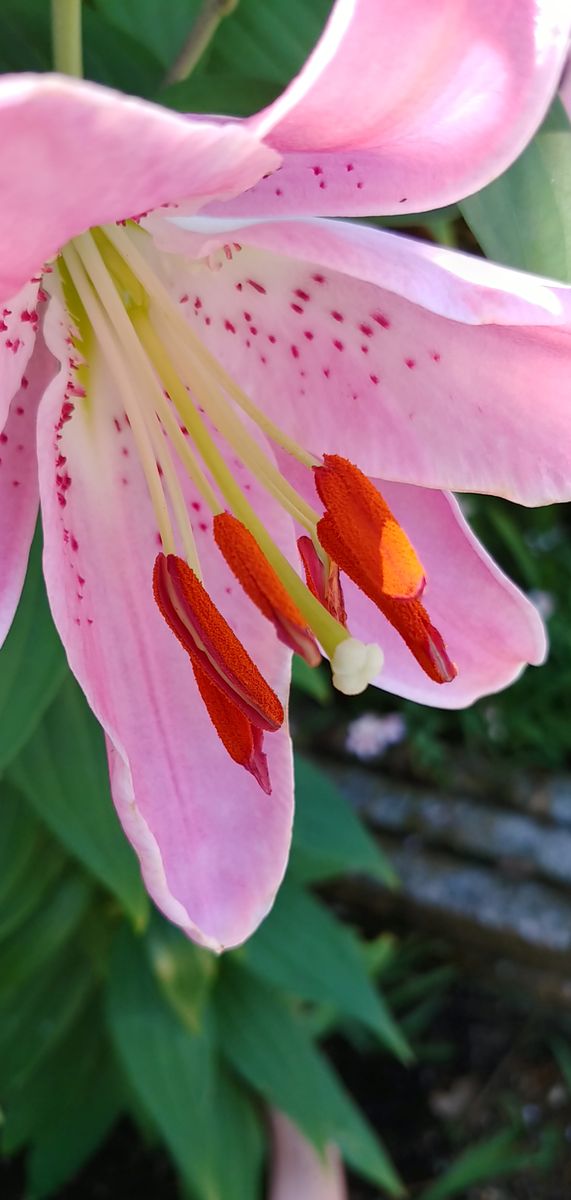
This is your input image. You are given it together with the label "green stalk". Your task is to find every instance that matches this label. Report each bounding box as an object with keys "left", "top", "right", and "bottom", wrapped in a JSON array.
[{"left": 51, "top": 0, "right": 83, "bottom": 77}]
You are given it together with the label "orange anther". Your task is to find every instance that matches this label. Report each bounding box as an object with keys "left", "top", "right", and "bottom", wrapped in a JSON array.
[
  {"left": 313, "top": 455, "right": 456, "bottom": 684},
  {"left": 214, "top": 512, "right": 321, "bottom": 667},
  {"left": 153, "top": 553, "right": 283, "bottom": 789}
]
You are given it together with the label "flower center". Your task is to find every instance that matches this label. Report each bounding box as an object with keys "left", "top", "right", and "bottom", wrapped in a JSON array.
[{"left": 51, "top": 222, "right": 455, "bottom": 789}]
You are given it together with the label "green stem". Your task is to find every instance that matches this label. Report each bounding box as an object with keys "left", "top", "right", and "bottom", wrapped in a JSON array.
[
  {"left": 164, "top": 0, "right": 239, "bottom": 86},
  {"left": 51, "top": 0, "right": 83, "bottom": 76}
]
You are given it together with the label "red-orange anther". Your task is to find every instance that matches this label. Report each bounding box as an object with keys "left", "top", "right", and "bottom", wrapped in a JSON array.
[
  {"left": 153, "top": 553, "right": 284, "bottom": 790},
  {"left": 313, "top": 455, "right": 456, "bottom": 685},
  {"left": 214, "top": 512, "right": 321, "bottom": 667}
]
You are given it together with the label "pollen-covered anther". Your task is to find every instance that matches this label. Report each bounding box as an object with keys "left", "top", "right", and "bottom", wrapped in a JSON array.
[
  {"left": 214, "top": 512, "right": 321, "bottom": 667},
  {"left": 332, "top": 638, "right": 384, "bottom": 696},
  {"left": 314, "top": 454, "right": 457, "bottom": 685},
  {"left": 153, "top": 553, "right": 283, "bottom": 792}
]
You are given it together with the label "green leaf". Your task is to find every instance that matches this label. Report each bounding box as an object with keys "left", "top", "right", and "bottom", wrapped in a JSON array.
[
  {"left": 93, "top": 0, "right": 201, "bottom": 71},
  {"left": 0, "top": 873, "right": 91, "bottom": 1002},
  {"left": 10, "top": 676, "right": 148, "bottom": 927},
  {"left": 0, "top": 954, "right": 93, "bottom": 1090},
  {"left": 242, "top": 880, "right": 411, "bottom": 1062},
  {"left": 3, "top": 1001, "right": 121, "bottom": 1197},
  {"left": 461, "top": 98, "right": 571, "bottom": 281},
  {"left": 208, "top": 0, "right": 331, "bottom": 86},
  {"left": 160, "top": 72, "right": 281, "bottom": 117},
  {"left": 0, "top": 782, "right": 66, "bottom": 940},
  {"left": 106, "top": 924, "right": 219, "bottom": 1200},
  {"left": 146, "top": 912, "right": 219, "bottom": 1033},
  {"left": 291, "top": 755, "right": 397, "bottom": 886},
  {"left": 216, "top": 962, "right": 404, "bottom": 1195},
  {"left": 418, "top": 1128, "right": 554, "bottom": 1200},
  {"left": 291, "top": 657, "right": 332, "bottom": 705},
  {"left": 209, "top": 1070, "right": 265, "bottom": 1200},
  {"left": 0, "top": 527, "right": 67, "bottom": 772}
]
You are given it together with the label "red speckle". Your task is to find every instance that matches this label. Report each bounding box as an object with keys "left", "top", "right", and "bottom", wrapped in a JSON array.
[
  {"left": 333, "top": 339, "right": 344, "bottom": 351},
  {"left": 359, "top": 323, "right": 373, "bottom": 337},
  {"left": 290, "top": 303, "right": 304, "bottom": 314},
  {"left": 16, "top": 407, "right": 24, "bottom": 416},
  {"left": 291, "top": 345, "right": 300, "bottom": 359},
  {"left": 260, "top": 355, "right": 267, "bottom": 365},
  {"left": 235, "top": 282, "right": 243, "bottom": 292},
  {"left": 431, "top": 351, "right": 441, "bottom": 363},
  {"left": 319, "top": 181, "right": 326, "bottom": 190},
  {"left": 243, "top": 312, "right": 252, "bottom": 322},
  {"left": 311, "top": 166, "right": 323, "bottom": 176},
  {"left": 249, "top": 326, "right": 258, "bottom": 336},
  {"left": 0, "top": 321, "right": 7, "bottom": 332},
  {"left": 87, "top": 618, "right": 93, "bottom": 626},
  {"left": 20, "top": 376, "right": 29, "bottom": 390},
  {"left": 179, "top": 293, "right": 189, "bottom": 304},
  {"left": 268, "top": 334, "right": 276, "bottom": 344},
  {"left": 57, "top": 492, "right": 66, "bottom": 506},
  {"left": 275, "top": 188, "right": 283, "bottom": 196},
  {"left": 205, "top": 316, "right": 211, "bottom": 326},
  {"left": 6, "top": 338, "right": 22, "bottom": 353},
  {"left": 311, "top": 274, "right": 326, "bottom": 285},
  {"left": 323, "top": 367, "right": 330, "bottom": 379},
  {"left": 294, "top": 289, "right": 310, "bottom": 302},
  {"left": 369, "top": 374, "right": 379, "bottom": 385},
  {"left": 360, "top": 345, "right": 369, "bottom": 354},
  {"left": 194, "top": 297, "right": 203, "bottom": 310},
  {"left": 77, "top": 574, "right": 85, "bottom": 587},
  {"left": 70, "top": 535, "right": 79, "bottom": 552},
  {"left": 331, "top": 311, "right": 344, "bottom": 322},
  {"left": 304, "top": 331, "right": 314, "bottom": 341},
  {"left": 20, "top": 309, "right": 38, "bottom": 324},
  {"left": 346, "top": 163, "right": 355, "bottom": 172},
  {"left": 247, "top": 279, "right": 266, "bottom": 294},
  {"left": 372, "top": 312, "right": 390, "bottom": 329},
  {"left": 191, "top": 500, "right": 201, "bottom": 511},
  {"left": 121, "top": 446, "right": 129, "bottom": 457},
  {"left": 56, "top": 454, "right": 66, "bottom": 468},
  {"left": 199, "top": 521, "right": 208, "bottom": 532},
  {"left": 12, "top": 479, "right": 20, "bottom": 488},
  {"left": 0, "top": 433, "right": 7, "bottom": 445},
  {"left": 356, "top": 181, "right": 364, "bottom": 189},
  {"left": 224, "top": 319, "right": 236, "bottom": 334},
  {"left": 114, "top": 417, "right": 122, "bottom": 433},
  {"left": 405, "top": 358, "right": 416, "bottom": 369}
]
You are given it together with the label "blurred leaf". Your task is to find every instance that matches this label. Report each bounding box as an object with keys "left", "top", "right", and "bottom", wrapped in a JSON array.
[
  {"left": 0, "top": 528, "right": 66, "bottom": 772},
  {"left": 10, "top": 676, "right": 148, "bottom": 927},
  {"left": 208, "top": 0, "right": 331, "bottom": 86},
  {"left": 209, "top": 1069, "right": 265, "bottom": 1200},
  {"left": 291, "top": 657, "right": 332, "bottom": 705},
  {"left": 217, "top": 962, "right": 404, "bottom": 1195},
  {"left": 0, "top": 954, "right": 93, "bottom": 1089},
  {"left": 4, "top": 1002, "right": 121, "bottom": 1199},
  {"left": 419, "top": 1127, "right": 557, "bottom": 1200},
  {"left": 0, "top": 782, "right": 66, "bottom": 940},
  {"left": 106, "top": 924, "right": 219, "bottom": 1200},
  {"left": 242, "top": 879, "right": 411, "bottom": 1062},
  {"left": 291, "top": 755, "right": 397, "bottom": 886},
  {"left": 0, "top": 872, "right": 91, "bottom": 1002},
  {"left": 93, "top": 0, "right": 200, "bottom": 71},
  {"left": 146, "top": 912, "right": 218, "bottom": 1033},
  {"left": 461, "top": 98, "right": 571, "bottom": 281}
]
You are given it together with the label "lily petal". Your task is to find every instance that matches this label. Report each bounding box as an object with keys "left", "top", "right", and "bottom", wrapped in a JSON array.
[
  {"left": 38, "top": 293, "right": 294, "bottom": 951},
  {"left": 159, "top": 217, "right": 571, "bottom": 505},
  {"left": 235, "top": 0, "right": 571, "bottom": 217},
  {"left": 270, "top": 1112, "right": 347, "bottom": 1200},
  {"left": 0, "top": 73, "right": 278, "bottom": 301},
  {"left": 0, "top": 279, "right": 42, "bottom": 426},
  {"left": 340, "top": 482, "right": 546, "bottom": 708},
  {"left": 0, "top": 332, "right": 55, "bottom": 643}
]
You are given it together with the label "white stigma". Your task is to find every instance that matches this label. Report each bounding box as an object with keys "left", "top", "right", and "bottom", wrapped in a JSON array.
[{"left": 331, "top": 638, "right": 384, "bottom": 696}]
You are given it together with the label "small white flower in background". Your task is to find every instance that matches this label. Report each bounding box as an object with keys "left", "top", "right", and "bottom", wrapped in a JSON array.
[{"left": 345, "top": 712, "right": 407, "bottom": 761}]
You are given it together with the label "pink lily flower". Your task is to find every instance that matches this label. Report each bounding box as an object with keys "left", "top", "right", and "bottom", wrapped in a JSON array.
[
  {"left": 269, "top": 1112, "right": 347, "bottom": 1200},
  {"left": 2, "top": 1, "right": 571, "bottom": 951}
]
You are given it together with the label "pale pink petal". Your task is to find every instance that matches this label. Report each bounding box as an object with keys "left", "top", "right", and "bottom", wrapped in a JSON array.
[
  {"left": 0, "top": 73, "right": 278, "bottom": 301},
  {"left": 0, "top": 333, "right": 55, "bottom": 643},
  {"left": 0, "top": 280, "right": 41, "bottom": 426},
  {"left": 228, "top": 0, "right": 571, "bottom": 217},
  {"left": 340, "top": 482, "right": 546, "bottom": 708},
  {"left": 269, "top": 1112, "right": 347, "bottom": 1200},
  {"left": 38, "top": 293, "right": 293, "bottom": 951},
  {"left": 155, "top": 217, "right": 571, "bottom": 504}
]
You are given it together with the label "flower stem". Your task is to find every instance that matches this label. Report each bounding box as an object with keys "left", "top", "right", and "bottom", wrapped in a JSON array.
[
  {"left": 51, "top": 0, "right": 83, "bottom": 76},
  {"left": 164, "top": 0, "right": 239, "bottom": 86}
]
